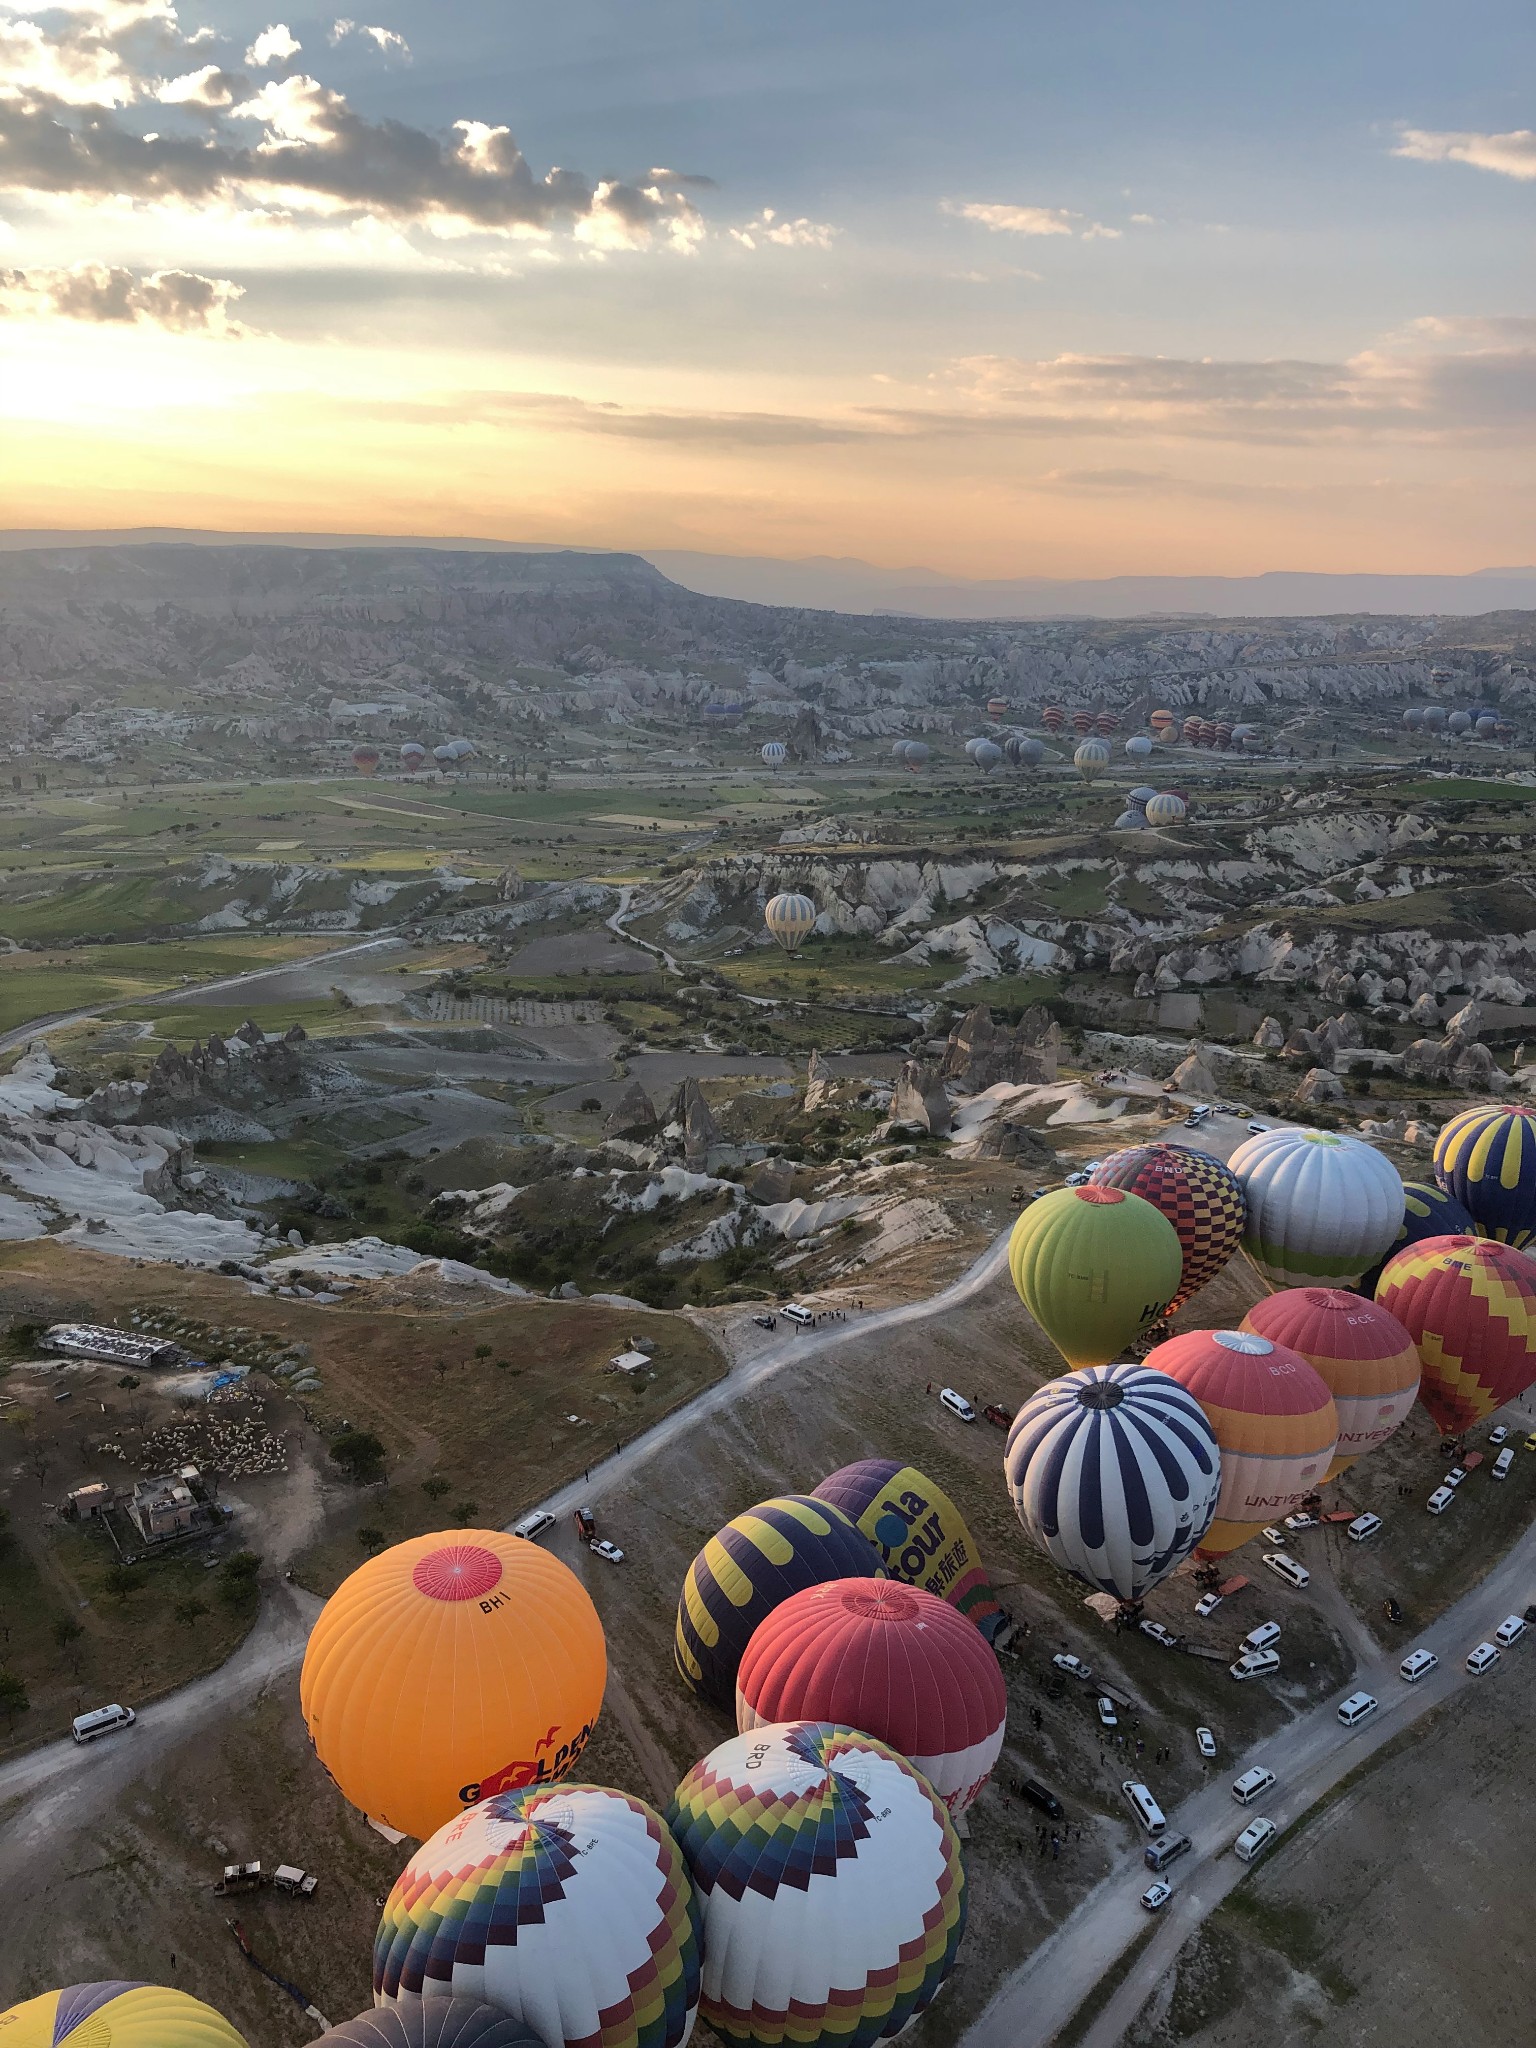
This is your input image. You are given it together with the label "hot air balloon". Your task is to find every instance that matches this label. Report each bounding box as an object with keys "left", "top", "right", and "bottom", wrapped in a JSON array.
[
  {"left": 1228, "top": 1127, "right": 1402, "bottom": 1290},
  {"left": 1090, "top": 1142, "right": 1247, "bottom": 1313},
  {"left": 1375, "top": 1235, "right": 1536, "bottom": 1434},
  {"left": 903, "top": 740, "right": 930, "bottom": 770},
  {"left": 1144, "top": 792, "right": 1187, "bottom": 826},
  {"left": 1357, "top": 1179, "right": 1475, "bottom": 1297},
  {"left": 352, "top": 745, "right": 382, "bottom": 777},
  {"left": 1112, "top": 810, "right": 1146, "bottom": 830},
  {"left": 812, "top": 1458, "right": 1002, "bottom": 1635},
  {"left": 1074, "top": 737, "right": 1109, "bottom": 780},
  {"left": 1230, "top": 722, "right": 1257, "bottom": 747},
  {"left": 1149, "top": 709, "right": 1176, "bottom": 738},
  {"left": 1448, "top": 710, "right": 1472, "bottom": 735},
  {"left": 1213, "top": 721, "right": 1234, "bottom": 749},
  {"left": 1071, "top": 709, "right": 1094, "bottom": 736},
  {"left": 318, "top": 2006, "right": 541, "bottom": 2048},
  {"left": 1402, "top": 706, "right": 1424, "bottom": 731},
  {"left": 1433, "top": 1105, "right": 1536, "bottom": 1247},
  {"left": 400, "top": 741, "right": 428, "bottom": 772},
  {"left": 734, "top": 1581, "right": 1007, "bottom": 1814},
  {"left": 987, "top": 697, "right": 1009, "bottom": 720},
  {"left": 1198, "top": 718, "right": 1218, "bottom": 747},
  {"left": 1240, "top": 1288, "right": 1419, "bottom": 1478},
  {"left": 1017, "top": 736, "right": 1045, "bottom": 766},
  {"left": 1004, "top": 1362, "right": 1221, "bottom": 1601},
  {"left": 763, "top": 891, "right": 817, "bottom": 955},
  {"left": 1476, "top": 715, "right": 1498, "bottom": 739},
  {"left": 761, "top": 741, "right": 787, "bottom": 767},
  {"left": 1095, "top": 710, "right": 1120, "bottom": 737},
  {"left": 1125, "top": 734, "right": 1153, "bottom": 760},
  {"left": 667, "top": 1723, "right": 965, "bottom": 2048},
  {"left": 1145, "top": 1329, "right": 1339, "bottom": 1556},
  {"left": 374, "top": 1785, "right": 701, "bottom": 2048},
  {"left": 1423, "top": 704, "right": 1448, "bottom": 732},
  {"left": 1042, "top": 705, "right": 1065, "bottom": 734},
  {"left": 300, "top": 1531, "right": 606, "bottom": 1841},
  {"left": 0, "top": 1988, "right": 248, "bottom": 2048},
  {"left": 891, "top": 739, "right": 913, "bottom": 758},
  {"left": 1181, "top": 715, "right": 1202, "bottom": 744},
  {"left": 1008, "top": 1185, "right": 1183, "bottom": 1369},
  {"left": 433, "top": 743, "right": 458, "bottom": 763},
  {"left": 972, "top": 738, "right": 1003, "bottom": 773},
  {"left": 675, "top": 1495, "right": 884, "bottom": 1709},
  {"left": 1496, "top": 720, "right": 1515, "bottom": 743},
  {"left": 1127, "top": 785, "right": 1157, "bottom": 811}
]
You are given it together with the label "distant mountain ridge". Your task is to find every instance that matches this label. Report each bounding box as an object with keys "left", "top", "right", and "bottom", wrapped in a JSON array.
[{"left": 2, "top": 528, "right": 1533, "bottom": 621}]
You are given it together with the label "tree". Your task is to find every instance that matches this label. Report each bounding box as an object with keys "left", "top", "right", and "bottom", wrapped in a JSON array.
[
  {"left": 103, "top": 1563, "right": 139, "bottom": 1603},
  {"left": 0, "top": 1669, "right": 28, "bottom": 1728},
  {"left": 329, "top": 1430, "right": 386, "bottom": 1483},
  {"left": 421, "top": 1476, "right": 451, "bottom": 1502},
  {"left": 474, "top": 1343, "right": 492, "bottom": 1360},
  {"left": 451, "top": 1500, "right": 478, "bottom": 1527},
  {"left": 218, "top": 1551, "right": 261, "bottom": 1614},
  {"left": 357, "top": 1527, "right": 387, "bottom": 1555},
  {"left": 174, "top": 1596, "right": 209, "bottom": 1629}
]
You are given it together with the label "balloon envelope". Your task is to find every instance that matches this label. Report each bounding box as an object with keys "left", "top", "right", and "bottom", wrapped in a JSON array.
[
  {"left": 972, "top": 739, "right": 1002, "bottom": 771},
  {"left": 667, "top": 1723, "right": 965, "bottom": 2048},
  {"left": 0, "top": 1987, "right": 247, "bottom": 2048},
  {"left": 1125, "top": 734, "right": 1154, "bottom": 759},
  {"left": 319, "top": 2006, "right": 541, "bottom": 2048},
  {"left": 1241, "top": 1288, "right": 1419, "bottom": 1478},
  {"left": 675, "top": 1495, "right": 884, "bottom": 1709},
  {"left": 301, "top": 1531, "right": 606, "bottom": 1840},
  {"left": 1008, "top": 1185, "right": 1183, "bottom": 1369},
  {"left": 763, "top": 891, "right": 817, "bottom": 955},
  {"left": 375, "top": 1786, "right": 700, "bottom": 2048},
  {"left": 1374, "top": 1234, "right": 1536, "bottom": 1434},
  {"left": 1145, "top": 1328, "right": 1338, "bottom": 1557},
  {"left": 1144, "top": 792, "right": 1186, "bottom": 825},
  {"left": 1073, "top": 738, "right": 1109, "bottom": 779},
  {"left": 1357, "top": 1179, "right": 1474, "bottom": 1297},
  {"left": 735, "top": 1580, "right": 1007, "bottom": 1814},
  {"left": 812, "top": 1458, "right": 1001, "bottom": 1634},
  {"left": 1228, "top": 1127, "right": 1402, "bottom": 1290},
  {"left": 1090, "top": 1142, "right": 1247, "bottom": 1313},
  {"left": 1004, "top": 1362, "right": 1221, "bottom": 1601},
  {"left": 1433, "top": 1105, "right": 1536, "bottom": 1248},
  {"left": 352, "top": 746, "right": 382, "bottom": 775},
  {"left": 761, "top": 742, "right": 786, "bottom": 766}
]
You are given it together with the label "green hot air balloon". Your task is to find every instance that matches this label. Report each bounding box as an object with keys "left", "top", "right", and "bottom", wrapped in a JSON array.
[{"left": 1008, "top": 1186, "right": 1182, "bottom": 1369}]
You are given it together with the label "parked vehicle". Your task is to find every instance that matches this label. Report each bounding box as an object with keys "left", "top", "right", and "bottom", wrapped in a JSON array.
[
  {"left": 1121, "top": 1781, "right": 1167, "bottom": 1834},
  {"left": 512, "top": 1510, "right": 555, "bottom": 1542},
  {"left": 1139, "top": 1619, "right": 1179, "bottom": 1647},
  {"left": 983, "top": 1403, "right": 1013, "bottom": 1430},
  {"left": 1400, "top": 1647, "right": 1438, "bottom": 1681},
  {"left": 1230, "top": 1650, "right": 1281, "bottom": 1682},
  {"left": 1141, "top": 1880, "right": 1174, "bottom": 1912},
  {"left": 1489, "top": 1425, "right": 1509, "bottom": 1446},
  {"left": 1194, "top": 1592, "right": 1222, "bottom": 1618},
  {"left": 590, "top": 1539, "right": 625, "bottom": 1565},
  {"left": 1443, "top": 1466, "right": 1468, "bottom": 1488},
  {"left": 1019, "top": 1777, "right": 1064, "bottom": 1820},
  {"left": 1347, "top": 1513, "right": 1382, "bottom": 1543},
  {"left": 1052, "top": 1652, "right": 1092, "bottom": 1681},
  {"left": 1260, "top": 1525, "right": 1287, "bottom": 1546},
  {"left": 574, "top": 1507, "right": 596, "bottom": 1542},
  {"left": 1144, "top": 1831, "right": 1192, "bottom": 1872},
  {"left": 71, "top": 1704, "right": 135, "bottom": 1744},
  {"left": 1466, "top": 1641, "right": 1501, "bottom": 1674},
  {"left": 1337, "top": 1691, "right": 1378, "bottom": 1727},
  {"left": 1492, "top": 1448, "right": 1514, "bottom": 1480},
  {"left": 1234, "top": 1817, "right": 1277, "bottom": 1863},
  {"left": 1263, "top": 1552, "right": 1310, "bottom": 1588},
  {"left": 1426, "top": 1486, "right": 1455, "bottom": 1515},
  {"left": 1241, "top": 1622, "right": 1281, "bottom": 1655},
  {"left": 1095, "top": 1696, "right": 1119, "bottom": 1728},
  {"left": 1195, "top": 1726, "right": 1218, "bottom": 1759},
  {"left": 1232, "top": 1765, "right": 1277, "bottom": 1806},
  {"left": 1494, "top": 1614, "right": 1527, "bottom": 1647},
  {"left": 1282, "top": 1512, "right": 1318, "bottom": 1531},
  {"left": 939, "top": 1387, "right": 977, "bottom": 1423}
]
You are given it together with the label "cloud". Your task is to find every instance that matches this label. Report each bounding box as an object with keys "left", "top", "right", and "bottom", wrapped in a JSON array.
[
  {"left": 0, "top": 5, "right": 141, "bottom": 106},
  {"left": 0, "top": 257, "right": 245, "bottom": 330},
  {"left": 245, "top": 23, "right": 301, "bottom": 68},
  {"left": 729, "top": 206, "right": 836, "bottom": 250},
  {"left": 329, "top": 18, "right": 411, "bottom": 61},
  {"left": 946, "top": 200, "right": 1076, "bottom": 237},
  {"left": 1393, "top": 126, "right": 1536, "bottom": 181},
  {"left": 155, "top": 63, "right": 245, "bottom": 108}
]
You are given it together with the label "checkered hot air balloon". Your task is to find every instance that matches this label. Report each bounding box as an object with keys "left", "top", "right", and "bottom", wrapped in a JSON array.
[
  {"left": 675, "top": 1496, "right": 884, "bottom": 1709},
  {"left": 0, "top": 1987, "right": 248, "bottom": 2048},
  {"left": 1374, "top": 1234, "right": 1536, "bottom": 1435},
  {"left": 1090, "top": 1142, "right": 1247, "bottom": 1313},
  {"left": 1004, "top": 1362, "right": 1221, "bottom": 1601},
  {"left": 1241, "top": 1288, "right": 1420, "bottom": 1478},
  {"left": 375, "top": 1786, "right": 701, "bottom": 2048},
  {"left": 1433, "top": 1105, "right": 1536, "bottom": 1248},
  {"left": 667, "top": 1723, "right": 966, "bottom": 2048},
  {"left": 734, "top": 1581, "right": 1007, "bottom": 1814}
]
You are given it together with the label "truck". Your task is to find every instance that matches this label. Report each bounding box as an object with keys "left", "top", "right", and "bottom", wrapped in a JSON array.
[{"left": 574, "top": 1507, "right": 596, "bottom": 1542}]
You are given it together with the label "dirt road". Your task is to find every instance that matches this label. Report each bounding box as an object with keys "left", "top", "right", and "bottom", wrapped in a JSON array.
[{"left": 963, "top": 1513, "right": 1536, "bottom": 2048}]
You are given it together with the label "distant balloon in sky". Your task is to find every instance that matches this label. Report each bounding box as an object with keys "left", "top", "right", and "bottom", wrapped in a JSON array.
[
  {"left": 1125, "top": 734, "right": 1153, "bottom": 760},
  {"left": 1004, "top": 1361, "right": 1221, "bottom": 1601},
  {"left": 399, "top": 741, "right": 428, "bottom": 771},
  {"left": 352, "top": 745, "right": 382, "bottom": 776},
  {"left": 1042, "top": 705, "right": 1065, "bottom": 733},
  {"left": 987, "top": 697, "right": 1009, "bottom": 719},
  {"left": 763, "top": 891, "right": 817, "bottom": 955}
]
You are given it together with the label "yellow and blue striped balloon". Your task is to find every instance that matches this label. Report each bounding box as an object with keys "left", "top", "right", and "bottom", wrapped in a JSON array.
[
  {"left": 763, "top": 892, "right": 817, "bottom": 956},
  {"left": 0, "top": 1985, "right": 247, "bottom": 2048},
  {"left": 1433, "top": 1106, "right": 1536, "bottom": 1248},
  {"left": 675, "top": 1496, "right": 884, "bottom": 1709}
]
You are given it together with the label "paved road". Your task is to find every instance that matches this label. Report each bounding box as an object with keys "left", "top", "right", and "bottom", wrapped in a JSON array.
[
  {"left": 0, "top": 934, "right": 407, "bottom": 1055},
  {"left": 963, "top": 1514, "right": 1536, "bottom": 2048}
]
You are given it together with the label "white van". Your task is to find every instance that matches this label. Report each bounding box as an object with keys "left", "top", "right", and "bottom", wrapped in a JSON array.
[
  {"left": 1494, "top": 1614, "right": 1527, "bottom": 1647},
  {"left": 1234, "top": 1817, "right": 1277, "bottom": 1864},
  {"left": 72, "top": 1704, "right": 135, "bottom": 1744},
  {"left": 781, "top": 1303, "right": 814, "bottom": 1327},
  {"left": 1121, "top": 1781, "right": 1166, "bottom": 1834},
  {"left": 1491, "top": 1448, "right": 1514, "bottom": 1480},
  {"left": 1399, "top": 1647, "right": 1438, "bottom": 1683},
  {"left": 1241, "top": 1622, "right": 1281, "bottom": 1656},
  {"left": 1465, "top": 1641, "right": 1501, "bottom": 1674},
  {"left": 1426, "top": 1486, "right": 1455, "bottom": 1515},
  {"left": 512, "top": 1510, "right": 555, "bottom": 1542},
  {"left": 1336, "top": 1691, "right": 1378, "bottom": 1727},
  {"left": 1232, "top": 1765, "right": 1277, "bottom": 1806},
  {"left": 1229, "top": 1650, "right": 1280, "bottom": 1681},
  {"left": 1346, "top": 1513, "right": 1382, "bottom": 1543},
  {"left": 1263, "top": 1552, "right": 1310, "bottom": 1589},
  {"left": 939, "top": 1388, "right": 977, "bottom": 1423}
]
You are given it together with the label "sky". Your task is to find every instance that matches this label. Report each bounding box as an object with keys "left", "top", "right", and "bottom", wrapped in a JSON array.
[{"left": 0, "top": 0, "right": 1532, "bottom": 578}]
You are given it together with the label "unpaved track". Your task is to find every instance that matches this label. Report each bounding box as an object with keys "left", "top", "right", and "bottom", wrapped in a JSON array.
[{"left": 963, "top": 1512, "right": 1536, "bottom": 2048}]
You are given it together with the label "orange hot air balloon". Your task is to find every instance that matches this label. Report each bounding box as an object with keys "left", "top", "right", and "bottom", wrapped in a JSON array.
[
  {"left": 1241, "top": 1288, "right": 1419, "bottom": 1478},
  {"left": 1374, "top": 1234, "right": 1536, "bottom": 1435},
  {"left": 300, "top": 1531, "right": 606, "bottom": 1841},
  {"left": 1145, "top": 1328, "right": 1338, "bottom": 1557},
  {"left": 352, "top": 745, "right": 382, "bottom": 777}
]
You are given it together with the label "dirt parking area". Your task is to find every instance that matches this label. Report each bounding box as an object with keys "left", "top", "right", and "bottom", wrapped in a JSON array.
[{"left": 1127, "top": 1669, "right": 1536, "bottom": 2048}]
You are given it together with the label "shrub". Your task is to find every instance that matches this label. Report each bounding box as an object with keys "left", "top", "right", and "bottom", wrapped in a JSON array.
[{"left": 329, "top": 1430, "right": 387, "bottom": 1483}]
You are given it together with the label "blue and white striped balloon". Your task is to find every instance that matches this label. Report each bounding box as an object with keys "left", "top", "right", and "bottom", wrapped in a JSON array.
[
  {"left": 763, "top": 891, "right": 818, "bottom": 955},
  {"left": 761, "top": 741, "right": 787, "bottom": 767},
  {"left": 1004, "top": 1362, "right": 1222, "bottom": 1602}
]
